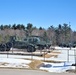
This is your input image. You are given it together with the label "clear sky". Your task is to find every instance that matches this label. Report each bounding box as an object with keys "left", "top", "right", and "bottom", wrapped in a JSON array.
[{"left": 0, "top": 0, "right": 76, "bottom": 30}]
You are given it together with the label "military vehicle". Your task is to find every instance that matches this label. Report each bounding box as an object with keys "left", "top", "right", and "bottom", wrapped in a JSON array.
[
  {"left": 59, "top": 42, "right": 76, "bottom": 48},
  {"left": 0, "top": 42, "right": 12, "bottom": 51},
  {"left": 0, "top": 36, "right": 51, "bottom": 52},
  {"left": 9, "top": 36, "right": 51, "bottom": 52},
  {"left": 24, "top": 36, "right": 51, "bottom": 50}
]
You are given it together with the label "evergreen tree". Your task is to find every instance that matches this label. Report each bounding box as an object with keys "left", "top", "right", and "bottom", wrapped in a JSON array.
[
  {"left": 26, "top": 23, "right": 33, "bottom": 36},
  {"left": 12, "top": 24, "right": 17, "bottom": 29},
  {"left": 0, "top": 25, "right": 4, "bottom": 30}
]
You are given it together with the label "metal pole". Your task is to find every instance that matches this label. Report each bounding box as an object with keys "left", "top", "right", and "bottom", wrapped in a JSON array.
[
  {"left": 5, "top": 44, "right": 8, "bottom": 58},
  {"left": 40, "top": 49, "right": 42, "bottom": 55},
  {"left": 31, "top": 52, "right": 33, "bottom": 60},
  {"left": 74, "top": 49, "right": 76, "bottom": 71},
  {"left": 12, "top": 42, "right": 13, "bottom": 53},
  {"left": 44, "top": 50, "right": 45, "bottom": 61},
  {"left": 31, "top": 47, "right": 33, "bottom": 60},
  {"left": 67, "top": 49, "right": 69, "bottom": 62},
  {"left": 69, "top": 22, "right": 72, "bottom": 50},
  {"left": 7, "top": 51, "right": 9, "bottom": 58},
  {"left": 44, "top": 47, "right": 46, "bottom": 61}
]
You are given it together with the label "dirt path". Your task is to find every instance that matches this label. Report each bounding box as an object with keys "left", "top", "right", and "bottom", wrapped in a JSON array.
[{"left": 0, "top": 69, "right": 76, "bottom": 75}]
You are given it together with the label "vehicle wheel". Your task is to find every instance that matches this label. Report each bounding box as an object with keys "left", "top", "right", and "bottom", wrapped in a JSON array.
[
  {"left": 0, "top": 44, "right": 5, "bottom": 51},
  {"left": 6, "top": 48, "right": 10, "bottom": 51},
  {"left": 27, "top": 45, "right": 36, "bottom": 52},
  {"left": 73, "top": 46, "right": 75, "bottom": 48}
]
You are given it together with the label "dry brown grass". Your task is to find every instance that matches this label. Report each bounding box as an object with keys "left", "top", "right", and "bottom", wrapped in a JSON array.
[
  {"left": 29, "top": 60, "right": 43, "bottom": 70},
  {"left": 42, "top": 51, "right": 61, "bottom": 58},
  {"left": 51, "top": 52, "right": 61, "bottom": 54},
  {"left": 43, "top": 54, "right": 54, "bottom": 58},
  {"left": 0, "top": 62, "right": 9, "bottom": 66}
]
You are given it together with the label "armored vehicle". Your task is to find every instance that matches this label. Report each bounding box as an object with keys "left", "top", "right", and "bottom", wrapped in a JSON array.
[
  {"left": 7, "top": 36, "right": 51, "bottom": 52},
  {"left": 24, "top": 36, "right": 51, "bottom": 51},
  {"left": 0, "top": 42, "right": 12, "bottom": 51}
]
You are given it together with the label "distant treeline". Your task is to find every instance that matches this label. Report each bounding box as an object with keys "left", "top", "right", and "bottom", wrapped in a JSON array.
[{"left": 0, "top": 23, "right": 76, "bottom": 45}]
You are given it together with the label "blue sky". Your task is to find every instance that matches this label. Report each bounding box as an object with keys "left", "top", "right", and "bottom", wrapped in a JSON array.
[{"left": 0, "top": 0, "right": 76, "bottom": 30}]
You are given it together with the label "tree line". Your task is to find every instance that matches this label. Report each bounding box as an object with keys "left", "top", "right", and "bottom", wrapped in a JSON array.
[
  {"left": 0, "top": 24, "right": 25, "bottom": 30},
  {"left": 0, "top": 23, "right": 76, "bottom": 45}
]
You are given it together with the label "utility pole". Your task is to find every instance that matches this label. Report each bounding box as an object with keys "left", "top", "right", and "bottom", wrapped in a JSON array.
[{"left": 69, "top": 22, "right": 72, "bottom": 50}]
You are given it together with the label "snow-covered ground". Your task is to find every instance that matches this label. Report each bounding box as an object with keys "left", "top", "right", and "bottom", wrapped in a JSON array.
[
  {"left": 0, "top": 58, "right": 31, "bottom": 68},
  {"left": 0, "top": 47, "right": 76, "bottom": 73},
  {"left": 40, "top": 63, "right": 71, "bottom": 73},
  {"left": 39, "top": 47, "right": 76, "bottom": 73}
]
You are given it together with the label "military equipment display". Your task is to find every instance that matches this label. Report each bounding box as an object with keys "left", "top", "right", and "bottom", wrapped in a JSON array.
[
  {"left": 9, "top": 36, "right": 51, "bottom": 52},
  {"left": 59, "top": 42, "right": 76, "bottom": 48},
  {"left": 24, "top": 36, "right": 51, "bottom": 51},
  {"left": 0, "top": 36, "right": 51, "bottom": 52},
  {"left": 0, "top": 42, "right": 12, "bottom": 51}
]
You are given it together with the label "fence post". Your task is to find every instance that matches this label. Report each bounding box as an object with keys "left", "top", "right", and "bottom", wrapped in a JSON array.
[
  {"left": 44, "top": 47, "right": 46, "bottom": 62},
  {"left": 67, "top": 49, "right": 69, "bottom": 62},
  {"left": 74, "top": 49, "right": 76, "bottom": 71}
]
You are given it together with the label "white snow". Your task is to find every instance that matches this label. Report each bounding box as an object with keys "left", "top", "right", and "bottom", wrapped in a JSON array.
[
  {"left": 0, "top": 47, "right": 76, "bottom": 73},
  {"left": 39, "top": 61, "right": 73, "bottom": 73},
  {"left": 0, "top": 58, "right": 31, "bottom": 64},
  {"left": 0, "top": 58, "right": 31, "bottom": 68},
  {"left": 40, "top": 66, "right": 71, "bottom": 73}
]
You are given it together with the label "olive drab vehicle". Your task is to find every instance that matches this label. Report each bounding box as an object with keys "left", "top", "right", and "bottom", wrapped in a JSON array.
[
  {"left": 23, "top": 36, "right": 51, "bottom": 51},
  {"left": 0, "top": 36, "right": 51, "bottom": 52},
  {"left": 0, "top": 41, "right": 12, "bottom": 51}
]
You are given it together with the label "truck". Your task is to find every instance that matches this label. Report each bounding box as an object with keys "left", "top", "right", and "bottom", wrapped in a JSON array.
[{"left": 0, "top": 36, "right": 51, "bottom": 52}]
